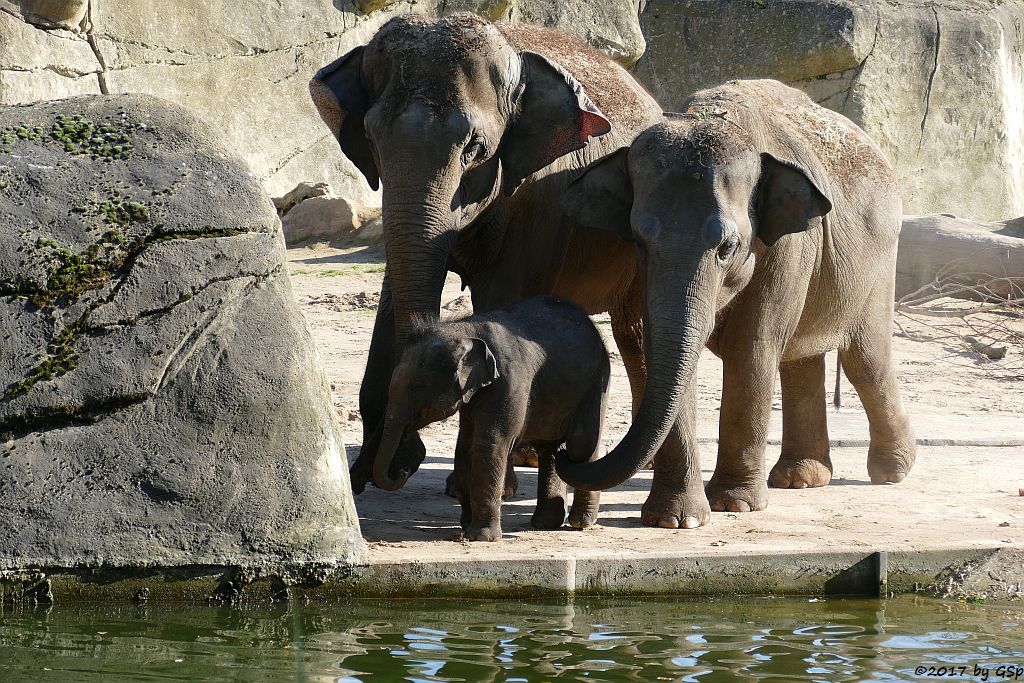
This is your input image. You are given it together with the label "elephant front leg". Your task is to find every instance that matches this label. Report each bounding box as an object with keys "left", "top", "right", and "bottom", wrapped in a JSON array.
[
  {"left": 706, "top": 352, "right": 778, "bottom": 513},
  {"left": 640, "top": 383, "right": 710, "bottom": 529},
  {"left": 451, "top": 418, "right": 475, "bottom": 529},
  {"left": 531, "top": 447, "right": 568, "bottom": 530},
  {"left": 465, "top": 438, "right": 510, "bottom": 542},
  {"left": 770, "top": 353, "right": 833, "bottom": 489}
]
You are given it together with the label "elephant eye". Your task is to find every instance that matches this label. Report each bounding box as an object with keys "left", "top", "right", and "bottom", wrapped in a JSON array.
[
  {"left": 462, "top": 137, "right": 487, "bottom": 165},
  {"left": 717, "top": 235, "right": 740, "bottom": 263}
]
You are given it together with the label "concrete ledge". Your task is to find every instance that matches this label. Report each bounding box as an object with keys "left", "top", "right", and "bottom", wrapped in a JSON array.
[{"left": 3, "top": 546, "right": 1019, "bottom": 604}]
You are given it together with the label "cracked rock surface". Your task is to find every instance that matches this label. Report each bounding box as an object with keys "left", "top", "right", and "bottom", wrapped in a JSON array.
[{"left": 0, "top": 94, "right": 364, "bottom": 569}]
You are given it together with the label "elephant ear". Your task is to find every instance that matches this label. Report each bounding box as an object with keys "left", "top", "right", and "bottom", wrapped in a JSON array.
[
  {"left": 755, "top": 152, "right": 832, "bottom": 246},
  {"left": 456, "top": 337, "right": 499, "bottom": 403},
  {"left": 500, "top": 51, "right": 612, "bottom": 196},
  {"left": 309, "top": 46, "right": 380, "bottom": 191},
  {"left": 561, "top": 147, "right": 633, "bottom": 242}
]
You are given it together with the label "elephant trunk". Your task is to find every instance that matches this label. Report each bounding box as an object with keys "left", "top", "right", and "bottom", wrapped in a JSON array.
[
  {"left": 557, "top": 259, "right": 716, "bottom": 491},
  {"left": 382, "top": 196, "right": 457, "bottom": 344},
  {"left": 373, "top": 411, "right": 412, "bottom": 491}
]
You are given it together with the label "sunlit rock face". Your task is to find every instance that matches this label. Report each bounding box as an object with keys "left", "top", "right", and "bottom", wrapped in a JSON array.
[
  {"left": 0, "top": 94, "right": 364, "bottom": 570},
  {"left": 634, "top": 0, "right": 1024, "bottom": 221},
  {"left": 0, "top": 0, "right": 646, "bottom": 212}
]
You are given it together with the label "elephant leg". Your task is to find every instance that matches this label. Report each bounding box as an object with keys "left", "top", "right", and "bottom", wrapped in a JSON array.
[
  {"left": 452, "top": 417, "right": 475, "bottom": 529},
  {"left": 706, "top": 349, "right": 778, "bottom": 513},
  {"left": 465, "top": 437, "right": 511, "bottom": 542},
  {"left": 503, "top": 452, "right": 519, "bottom": 500},
  {"left": 769, "top": 354, "right": 833, "bottom": 488},
  {"left": 450, "top": 441, "right": 517, "bottom": 500},
  {"left": 610, "top": 290, "right": 646, "bottom": 413},
  {"left": 640, "top": 382, "right": 710, "bottom": 529},
  {"left": 531, "top": 447, "right": 568, "bottom": 530},
  {"left": 611, "top": 294, "right": 652, "bottom": 470},
  {"left": 511, "top": 445, "right": 540, "bottom": 468},
  {"left": 564, "top": 384, "right": 605, "bottom": 529},
  {"left": 452, "top": 417, "right": 475, "bottom": 528},
  {"left": 839, "top": 315, "right": 916, "bottom": 484},
  {"left": 352, "top": 275, "right": 426, "bottom": 494}
]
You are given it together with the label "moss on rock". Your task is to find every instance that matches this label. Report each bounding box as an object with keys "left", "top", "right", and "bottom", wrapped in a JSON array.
[{"left": 1, "top": 114, "right": 143, "bottom": 162}]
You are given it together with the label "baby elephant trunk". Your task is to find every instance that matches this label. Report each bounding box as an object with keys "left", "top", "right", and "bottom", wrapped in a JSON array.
[{"left": 373, "top": 414, "right": 412, "bottom": 491}]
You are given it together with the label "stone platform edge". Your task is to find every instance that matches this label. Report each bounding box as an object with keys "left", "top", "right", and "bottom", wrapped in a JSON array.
[{"left": 2, "top": 546, "right": 1020, "bottom": 604}]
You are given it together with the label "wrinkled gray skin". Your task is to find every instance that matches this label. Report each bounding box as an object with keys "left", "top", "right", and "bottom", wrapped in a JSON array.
[
  {"left": 310, "top": 15, "right": 671, "bottom": 516},
  {"left": 558, "top": 80, "right": 916, "bottom": 516},
  {"left": 375, "top": 297, "right": 608, "bottom": 542}
]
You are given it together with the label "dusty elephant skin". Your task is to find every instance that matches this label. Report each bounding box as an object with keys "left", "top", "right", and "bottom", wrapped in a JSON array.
[
  {"left": 559, "top": 80, "right": 916, "bottom": 522},
  {"left": 309, "top": 14, "right": 667, "bottom": 512},
  {"left": 374, "top": 296, "right": 608, "bottom": 541},
  {"left": 0, "top": 95, "right": 362, "bottom": 570}
]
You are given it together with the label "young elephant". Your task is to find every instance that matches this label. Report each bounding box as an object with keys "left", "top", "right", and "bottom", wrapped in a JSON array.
[
  {"left": 558, "top": 79, "right": 916, "bottom": 521},
  {"left": 373, "top": 296, "right": 608, "bottom": 541}
]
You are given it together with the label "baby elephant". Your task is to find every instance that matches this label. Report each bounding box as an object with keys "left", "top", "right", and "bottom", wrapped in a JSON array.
[{"left": 373, "top": 296, "right": 608, "bottom": 541}]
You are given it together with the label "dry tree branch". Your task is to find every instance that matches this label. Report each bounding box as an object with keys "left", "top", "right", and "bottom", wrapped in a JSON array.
[{"left": 893, "top": 265, "right": 1024, "bottom": 378}]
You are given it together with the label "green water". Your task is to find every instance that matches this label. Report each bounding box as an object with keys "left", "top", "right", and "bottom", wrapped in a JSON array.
[{"left": 1, "top": 596, "right": 1022, "bottom": 682}]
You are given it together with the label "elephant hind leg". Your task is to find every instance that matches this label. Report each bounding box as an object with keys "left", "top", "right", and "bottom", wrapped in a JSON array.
[
  {"left": 531, "top": 446, "right": 568, "bottom": 530},
  {"left": 562, "top": 385, "right": 606, "bottom": 529},
  {"left": 769, "top": 353, "right": 833, "bottom": 489},
  {"left": 839, "top": 318, "right": 916, "bottom": 484}
]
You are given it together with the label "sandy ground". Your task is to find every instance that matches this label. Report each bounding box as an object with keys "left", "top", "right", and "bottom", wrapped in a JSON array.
[{"left": 286, "top": 243, "right": 1024, "bottom": 563}]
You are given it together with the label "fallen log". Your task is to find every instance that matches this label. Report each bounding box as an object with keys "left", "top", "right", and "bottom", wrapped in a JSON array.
[{"left": 896, "top": 214, "right": 1024, "bottom": 300}]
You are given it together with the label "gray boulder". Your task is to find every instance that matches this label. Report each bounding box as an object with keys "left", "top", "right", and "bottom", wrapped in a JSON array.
[
  {"left": 634, "top": 0, "right": 1024, "bottom": 221},
  {"left": 276, "top": 182, "right": 381, "bottom": 245},
  {"left": 0, "top": 95, "right": 363, "bottom": 572}
]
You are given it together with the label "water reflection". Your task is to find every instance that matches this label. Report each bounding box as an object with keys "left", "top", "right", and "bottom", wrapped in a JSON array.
[{"left": 0, "top": 596, "right": 1021, "bottom": 682}]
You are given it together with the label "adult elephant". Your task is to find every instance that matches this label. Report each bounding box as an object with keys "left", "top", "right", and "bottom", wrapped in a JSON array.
[
  {"left": 558, "top": 80, "right": 917, "bottom": 511},
  {"left": 306, "top": 15, "right": 710, "bottom": 522}
]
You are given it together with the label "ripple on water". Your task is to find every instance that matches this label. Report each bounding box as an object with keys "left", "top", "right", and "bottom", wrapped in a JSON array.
[{"left": 0, "top": 596, "right": 1022, "bottom": 682}]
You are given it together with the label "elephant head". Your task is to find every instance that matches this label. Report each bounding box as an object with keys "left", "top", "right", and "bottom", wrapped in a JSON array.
[
  {"left": 558, "top": 116, "right": 832, "bottom": 490},
  {"left": 309, "top": 14, "right": 610, "bottom": 344},
  {"left": 374, "top": 329, "right": 499, "bottom": 491}
]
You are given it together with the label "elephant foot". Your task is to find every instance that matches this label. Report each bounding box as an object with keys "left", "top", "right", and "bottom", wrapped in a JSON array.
[
  {"left": 511, "top": 446, "right": 540, "bottom": 468},
  {"left": 867, "top": 441, "right": 916, "bottom": 484},
  {"left": 567, "top": 491, "right": 600, "bottom": 529},
  {"left": 705, "top": 477, "right": 768, "bottom": 513},
  {"left": 568, "top": 508, "right": 598, "bottom": 529},
  {"left": 349, "top": 457, "right": 373, "bottom": 495},
  {"left": 443, "top": 472, "right": 458, "bottom": 498},
  {"left": 769, "top": 456, "right": 833, "bottom": 489},
  {"left": 531, "top": 496, "right": 568, "bottom": 530},
  {"left": 464, "top": 523, "right": 502, "bottom": 542},
  {"left": 503, "top": 467, "right": 519, "bottom": 500},
  {"left": 639, "top": 490, "right": 711, "bottom": 529}
]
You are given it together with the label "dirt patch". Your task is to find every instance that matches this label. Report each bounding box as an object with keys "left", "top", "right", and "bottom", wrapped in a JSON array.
[{"left": 303, "top": 290, "right": 380, "bottom": 312}]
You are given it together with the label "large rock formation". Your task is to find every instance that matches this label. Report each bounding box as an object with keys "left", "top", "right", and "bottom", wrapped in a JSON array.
[
  {"left": 634, "top": 0, "right": 1024, "bottom": 221},
  {"left": 0, "top": 0, "right": 646, "bottom": 210},
  {"left": 0, "top": 94, "right": 363, "bottom": 570}
]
